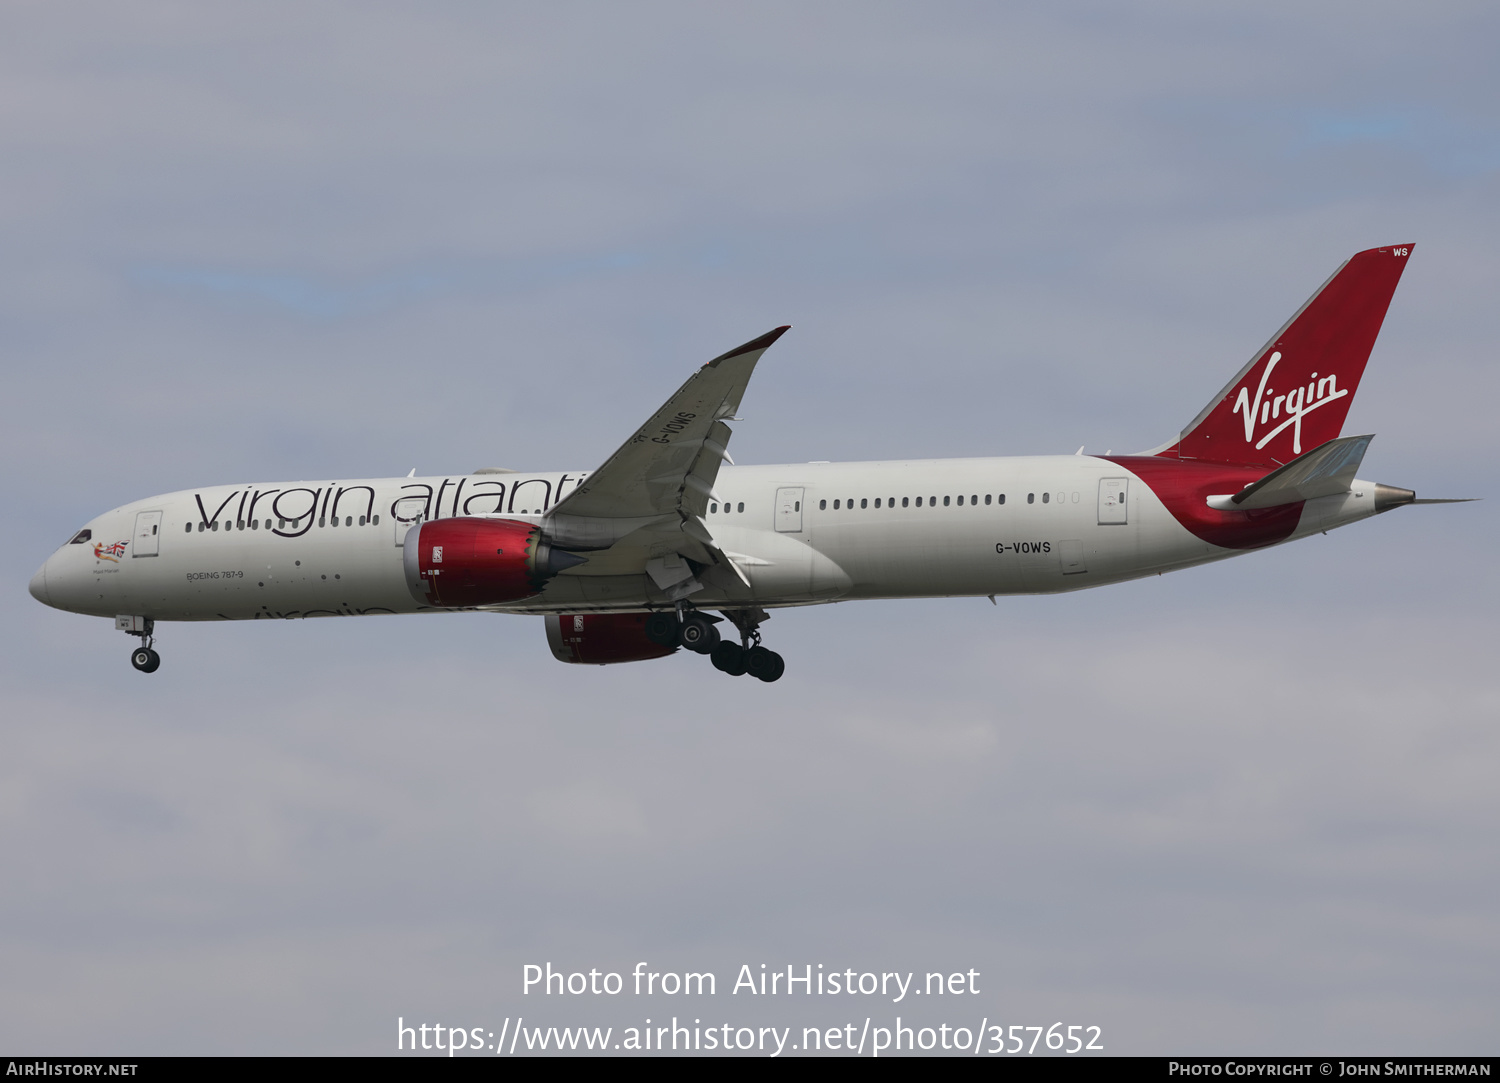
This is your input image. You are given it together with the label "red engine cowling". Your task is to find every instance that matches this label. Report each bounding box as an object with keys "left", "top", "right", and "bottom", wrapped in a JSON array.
[
  {"left": 545, "top": 613, "right": 677, "bottom": 665},
  {"left": 404, "top": 517, "right": 580, "bottom": 607}
]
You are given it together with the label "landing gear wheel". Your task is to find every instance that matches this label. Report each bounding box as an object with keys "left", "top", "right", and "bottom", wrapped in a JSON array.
[
  {"left": 644, "top": 612, "right": 680, "bottom": 646},
  {"left": 130, "top": 647, "right": 160, "bottom": 674},
  {"left": 711, "top": 640, "right": 747, "bottom": 675},
  {"left": 678, "top": 615, "right": 720, "bottom": 654},
  {"left": 745, "top": 645, "right": 785, "bottom": 683}
]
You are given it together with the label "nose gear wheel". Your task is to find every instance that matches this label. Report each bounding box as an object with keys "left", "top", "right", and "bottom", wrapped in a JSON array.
[{"left": 122, "top": 617, "right": 161, "bottom": 674}]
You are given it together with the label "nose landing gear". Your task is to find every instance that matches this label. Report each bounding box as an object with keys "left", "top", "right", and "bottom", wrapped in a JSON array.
[{"left": 118, "top": 615, "right": 160, "bottom": 674}]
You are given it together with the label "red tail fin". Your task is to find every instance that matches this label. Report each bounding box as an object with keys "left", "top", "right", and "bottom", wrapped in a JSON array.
[{"left": 1164, "top": 244, "right": 1413, "bottom": 467}]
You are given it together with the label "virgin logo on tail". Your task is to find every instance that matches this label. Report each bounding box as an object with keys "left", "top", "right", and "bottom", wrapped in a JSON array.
[
  {"left": 1170, "top": 244, "right": 1411, "bottom": 467},
  {"left": 1231, "top": 351, "right": 1350, "bottom": 456}
]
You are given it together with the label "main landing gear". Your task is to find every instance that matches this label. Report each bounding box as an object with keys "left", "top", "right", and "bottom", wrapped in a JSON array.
[
  {"left": 645, "top": 606, "right": 785, "bottom": 682},
  {"left": 120, "top": 616, "right": 161, "bottom": 674}
]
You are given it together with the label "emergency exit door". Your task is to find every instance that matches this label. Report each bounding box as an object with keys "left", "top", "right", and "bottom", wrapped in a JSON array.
[
  {"left": 394, "top": 497, "right": 426, "bottom": 546},
  {"left": 132, "top": 510, "right": 162, "bottom": 557},
  {"left": 1098, "top": 478, "right": 1129, "bottom": 525},
  {"left": 774, "top": 487, "right": 804, "bottom": 532}
]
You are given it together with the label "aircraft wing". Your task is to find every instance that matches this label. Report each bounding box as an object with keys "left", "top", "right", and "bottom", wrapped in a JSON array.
[{"left": 545, "top": 325, "right": 789, "bottom": 553}]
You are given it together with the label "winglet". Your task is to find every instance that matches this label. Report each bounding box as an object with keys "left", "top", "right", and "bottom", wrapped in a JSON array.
[{"left": 708, "top": 325, "right": 791, "bottom": 365}]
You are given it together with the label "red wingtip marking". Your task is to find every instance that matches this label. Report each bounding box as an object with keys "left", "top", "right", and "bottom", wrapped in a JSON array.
[{"left": 712, "top": 325, "right": 792, "bottom": 363}]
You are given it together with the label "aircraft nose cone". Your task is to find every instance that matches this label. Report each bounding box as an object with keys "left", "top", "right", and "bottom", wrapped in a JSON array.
[{"left": 29, "top": 562, "right": 52, "bottom": 607}]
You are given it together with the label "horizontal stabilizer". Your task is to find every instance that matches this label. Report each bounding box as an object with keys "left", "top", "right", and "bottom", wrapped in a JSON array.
[{"left": 1207, "top": 434, "right": 1372, "bottom": 511}]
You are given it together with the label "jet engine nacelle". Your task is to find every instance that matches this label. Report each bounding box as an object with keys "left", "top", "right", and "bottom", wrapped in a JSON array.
[
  {"left": 403, "top": 517, "right": 584, "bottom": 607},
  {"left": 545, "top": 613, "right": 678, "bottom": 665}
]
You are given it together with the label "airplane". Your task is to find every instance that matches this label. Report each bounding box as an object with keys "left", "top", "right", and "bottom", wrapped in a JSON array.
[{"left": 29, "top": 243, "right": 1469, "bottom": 682}]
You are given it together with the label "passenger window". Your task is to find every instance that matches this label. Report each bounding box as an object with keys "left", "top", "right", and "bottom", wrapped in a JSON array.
[
  {"left": 737, "top": 502, "right": 744, "bottom": 513},
  {"left": 915, "top": 497, "right": 922, "bottom": 507},
  {"left": 184, "top": 523, "right": 191, "bottom": 533},
  {"left": 902, "top": 497, "right": 909, "bottom": 507},
  {"left": 999, "top": 494, "right": 1006, "bottom": 505},
  {"left": 711, "top": 503, "right": 719, "bottom": 513},
  {"left": 957, "top": 495, "right": 964, "bottom": 506},
  {"left": 346, "top": 516, "right": 352, "bottom": 527},
  {"left": 795, "top": 501, "right": 800, "bottom": 511},
  {"left": 929, "top": 496, "right": 936, "bottom": 505},
  {"left": 834, "top": 499, "right": 840, "bottom": 510},
  {"left": 874, "top": 498, "right": 881, "bottom": 508},
  {"left": 1027, "top": 493, "right": 1035, "bottom": 504},
  {"left": 373, "top": 515, "right": 380, "bottom": 525},
  {"left": 819, "top": 499, "right": 826, "bottom": 510},
  {"left": 971, "top": 494, "right": 978, "bottom": 505},
  {"left": 984, "top": 494, "right": 992, "bottom": 505},
  {"left": 860, "top": 498, "right": 867, "bottom": 509},
  {"left": 1042, "top": 492, "right": 1050, "bottom": 503}
]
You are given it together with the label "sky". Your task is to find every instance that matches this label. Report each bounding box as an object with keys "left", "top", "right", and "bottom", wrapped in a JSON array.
[{"left": 2, "top": 1, "right": 1497, "bottom": 1056}]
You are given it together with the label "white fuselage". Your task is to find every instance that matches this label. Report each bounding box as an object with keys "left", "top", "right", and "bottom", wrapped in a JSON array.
[{"left": 30, "top": 456, "right": 1383, "bottom": 623}]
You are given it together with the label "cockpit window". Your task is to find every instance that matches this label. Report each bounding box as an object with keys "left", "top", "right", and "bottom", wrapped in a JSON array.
[{"left": 68, "top": 529, "right": 92, "bottom": 545}]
